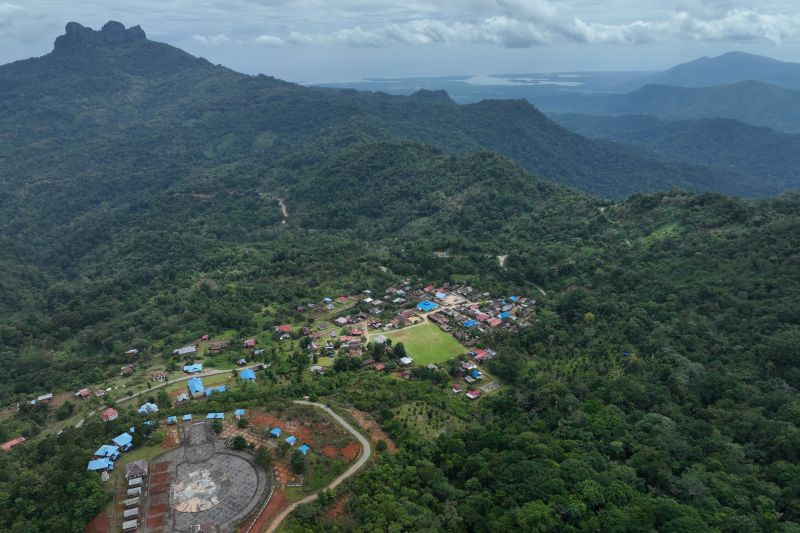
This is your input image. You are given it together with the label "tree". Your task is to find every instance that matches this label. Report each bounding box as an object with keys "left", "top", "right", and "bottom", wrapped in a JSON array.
[
  {"left": 393, "top": 342, "right": 406, "bottom": 359},
  {"left": 211, "top": 420, "right": 222, "bottom": 434},
  {"left": 255, "top": 446, "right": 273, "bottom": 469},
  {"left": 231, "top": 435, "right": 247, "bottom": 450},
  {"left": 291, "top": 451, "right": 306, "bottom": 474},
  {"left": 237, "top": 417, "right": 249, "bottom": 428}
]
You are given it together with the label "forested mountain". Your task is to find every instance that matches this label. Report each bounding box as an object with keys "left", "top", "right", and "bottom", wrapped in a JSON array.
[
  {"left": 550, "top": 113, "right": 800, "bottom": 195},
  {"left": 531, "top": 81, "right": 800, "bottom": 134},
  {"left": 4, "top": 21, "right": 800, "bottom": 533},
  {"left": 621, "top": 51, "right": 800, "bottom": 90}
]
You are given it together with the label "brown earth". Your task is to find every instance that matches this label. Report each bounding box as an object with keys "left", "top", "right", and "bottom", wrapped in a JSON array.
[
  {"left": 240, "top": 488, "right": 290, "bottom": 532},
  {"left": 150, "top": 472, "right": 169, "bottom": 485},
  {"left": 146, "top": 514, "right": 166, "bottom": 528},
  {"left": 339, "top": 441, "right": 360, "bottom": 462},
  {"left": 323, "top": 494, "right": 350, "bottom": 521},
  {"left": 148, "top": 503, "right": 167, "bottom": 515},
  {"left": 347, "top": 408, "right": 397, "bottom": 453},
  {"left": 249, "top": 410, "right": 315, "bottom": 447},
  {"left": 161, "top": 427, "right": 180, "bottom": 448},
  {"left": 84, "top": 511, "right": 110, "bottom": 533},
  {"left": 321, "top": 445, "right": 337, "bottom": 458},
  {"left": 151, "top": 462, "right": 169, "bottom": 473}
]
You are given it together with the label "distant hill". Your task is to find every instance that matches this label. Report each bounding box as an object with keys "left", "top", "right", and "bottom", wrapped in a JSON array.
[
  {"left": 550, "top": 113, "right": 800, "bottom": 195},
  {"left": 531, "top": 81, "right": 800, "bottom": 134},
  {"left": 621, "top": 51, "right": 800, "bottom": 90}
]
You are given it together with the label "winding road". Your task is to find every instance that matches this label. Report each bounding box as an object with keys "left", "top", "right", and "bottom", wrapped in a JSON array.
[{"left": 263, "top": 400, "right": 372, "bottom": 533}]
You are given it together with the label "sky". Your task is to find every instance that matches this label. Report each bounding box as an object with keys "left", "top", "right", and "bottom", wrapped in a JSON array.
[{"left": 2, "top": 0, "right": 800, "bottom": 82}]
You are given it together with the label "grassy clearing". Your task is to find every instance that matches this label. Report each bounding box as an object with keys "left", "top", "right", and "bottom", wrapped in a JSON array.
[
  {"left": 394, "top": 401, "right": 465, "bottom": 439},
  {"left": 377, "top": 322, "right": 465, "bottom": 365},
  {"left": 315, "top": 356, "right": 335, "bottom": 367}
]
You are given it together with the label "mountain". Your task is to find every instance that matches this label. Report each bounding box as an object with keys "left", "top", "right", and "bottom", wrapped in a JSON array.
[
  {"left": 621, "top": 51, "right": 800, "bottom": 90},
  {"left": 4, "top": 22, "right": 800, "bottom": 533},
  {"left": 549, "top": 113, "right": 800, "bottom": 194},
  {"left": 531, "top": 80, "right": 800, "bottom": 134},
  {"left": 0, "top": 21, "right": 764, "bottom": 210}
]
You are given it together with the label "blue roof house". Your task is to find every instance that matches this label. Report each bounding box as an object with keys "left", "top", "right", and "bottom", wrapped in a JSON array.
[
  {"left": 270, "top": 427, "right": 282, "bottom": 438},
  {"left": 112, "top": 432, "right": 134, "bottom": 451},
  {"left": 137, "top": 402, "right": 158, "bottom": 414},
  {"left": 87, "top": 458, "right": 114, "bottom": 471},
  {"left": 183, "top": 363, "right": 203, "bottom": 374},
  {"left": 298, "top": 444, "right": 310, "bottom": 455},
  {"left": 183, "top": 414, "right": 193, "bottom": 421},
  {"left": 234, "top": 409, "right": 246, "bottom": 418},
  {"left": 416, "top": 300, "right": 438, "bottom": 312},
  {"left": 435, "top": 292, "right": 447, "bottom": 300},
  {"left": 188, "top": 377, "right": 205, "bottom": 398},
  {"left": 239, "top": 368, "right": 256, "bottom": 382},
  {"left": 285, "top": 435, "right": 297, "bottom": 446},
  {"left": 94, "top": 444, "right": 120, "bottom": 460},
  {"left": 463, "top": 319, "right": 477, "bottom": 328},
  {"left": 471, "top": 370, "right": 482, "bottom": 379},
  {"left": 205, "top": 385, "right": 226, "bottom": 396},
  {"left": 500, "top": 311, "right": 510, "bottom": 319},
  {"left": 206, "top": 412, "right": 224, "bottom": 419},
  {"left": 167, "top": 416, "right": 177, "bottom": 424}
]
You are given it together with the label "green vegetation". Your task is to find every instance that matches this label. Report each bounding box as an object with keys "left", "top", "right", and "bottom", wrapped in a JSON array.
[
  {"left": 2, "top": 21, "right": 800, "bottom": 533},
  {"left": 379, "top": 322, "right": 465, "bottom": 365}
]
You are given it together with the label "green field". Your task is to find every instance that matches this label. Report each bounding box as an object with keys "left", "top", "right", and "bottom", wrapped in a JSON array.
[{"left": 376, "top": 322, "right": 465, "bottom": 365}]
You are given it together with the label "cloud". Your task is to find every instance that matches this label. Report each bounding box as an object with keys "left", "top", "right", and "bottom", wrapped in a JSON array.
[
  {"left": 287, "top": 31, "right": 313, "bottom": 45},
  {"left": 192, "top": 33, "right": 239, "bottom": 46},
  {"left": 254, "top": 33, "right": 285, "bottom": 46}
]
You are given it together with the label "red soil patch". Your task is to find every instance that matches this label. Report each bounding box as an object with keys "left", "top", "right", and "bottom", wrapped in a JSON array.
[
  {"left": 151, "top": 462, "right": 169, "bottom": 473},
  {"left": 340, "top": 441, "right": 360, "bottom": 462},
  {"left": 348, "top": 409, "right": 397, "bottom": 453},
  {"left": 150, "top": 483, "right": 169, "bottom": 496},
  {"left": 240, "top": 488, "right": 290, "bottom": 532},
  {"left": 161, "top": 427, "right": 179, "bottom": 448},
  {"left": 84, "top": 511, "right": 110, "bottom": 533},
  {"left": 151, "top": 472, "right": 169, "bottom": 484},
  {"left": 146, "top": 514, "right": 166, "bottom": 528},
  {"left": 148, "top": 503, "right": 167, "bottom": 515},
  {"left": 321, "top": 445, "right": 337, "bottom": 458},
  {"left": 323, "top": 494, "right": 350, "bottom": 521},
  {"left": 249, "top": 411, "right": 315, "bottom": 447}
]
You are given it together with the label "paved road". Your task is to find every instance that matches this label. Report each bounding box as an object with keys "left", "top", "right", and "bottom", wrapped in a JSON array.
[{"left": 263, "top": 400, "right": 372, "bottom": 533}]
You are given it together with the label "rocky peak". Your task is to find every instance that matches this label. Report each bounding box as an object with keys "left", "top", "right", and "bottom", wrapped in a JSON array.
[{"left": 54, "top": 21, "right": 147, "bottom": 51}]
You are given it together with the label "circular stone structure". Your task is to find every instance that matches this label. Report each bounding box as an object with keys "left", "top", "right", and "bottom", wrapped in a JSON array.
[{"left": 155, "top": 422, "right": 272, "bottom": 533}]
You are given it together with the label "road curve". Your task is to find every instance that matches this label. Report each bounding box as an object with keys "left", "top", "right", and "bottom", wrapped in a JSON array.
[{"left": 263, "top": 400, "right": 372, "bottom": 533}]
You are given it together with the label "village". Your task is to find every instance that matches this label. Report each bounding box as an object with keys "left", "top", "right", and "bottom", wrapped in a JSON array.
[{"left": 1, "top": 279, "right": 533, "bottom": 532}]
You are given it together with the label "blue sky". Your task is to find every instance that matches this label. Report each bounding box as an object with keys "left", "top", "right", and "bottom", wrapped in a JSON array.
[{"left": 2, "top": 0, "right": 800, "bottom": 82}]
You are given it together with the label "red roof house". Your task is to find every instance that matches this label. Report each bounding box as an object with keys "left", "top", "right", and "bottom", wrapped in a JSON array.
[
  {"left": 452, "top": 384, "right": 462, "bottom": 394},
  {"left": 244, "top": 338, "right": 256, "bottom": 348},
  {"left": 101, "top": 407, "right": 119, "bottom": 422},
  {"left": 476, "top": 313, "right": 489, "bottom": 322},
  {"left": 276, "top": 325, "right": 293, "bottom": 333},
  {"left": 200, "top": 334, "right": 209, "bottom": 341},
  {"left": 75, "top": 388, "right": 90, "bottom": 399},
  {"left": 1, "top": 436, "right": 25, "bottom": 453},
  {"left": 487, "top": 317, "right": 503, "bottom": 327},
  {"left": 337, "top": 296, "right": 349, "bottom": 304},
  {"left": 466, "top": 390, "right": 481, "bottom": 400}
]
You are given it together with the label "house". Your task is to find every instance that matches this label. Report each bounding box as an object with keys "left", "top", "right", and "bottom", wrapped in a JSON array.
[
  {"left": 128, "top": 477, "right": 142, "bottom": 488},
  {"left": 123, "top": 507, "right": 139, "bottom": 519},
  {"left": 151, "top": 371, "right": 167, "bottom": 382},
  {"left": 1, "top": 436, "right": 26, "bottom": 453},
  {"left": 452, "top": 384, "right": 462, "bottom": 394},
  {"left": 122, "top": 519, "right": 138, "bottom": 532},
  {"left": 466, "top": 390, "right": 481, "bottom": 400},
  {"left": 244, "top": 338, "right": 256, "bottom": 349},
  {"left": 337, "top": 296, "right": 349, "bottom": 304},
  {"left": 204, "top": 385, "right": 226, "bottom": 396},
  {"left": 373, "top": 334, "right": 387, "bottom": 344},
  {"left": 465, "top": 375, "right": 475, "bottom": 384},
  {"left": 399, "top": 356, "right": 414, "bottom": 366},
  {"left": 94, "top": 445, "right": 121, "bottom": 461},
  {"left": 95, "top": 389, "right": 106, "bottom": 398},
  {"left": 206, "top": 413, "right": 224, "bottom": 419},
  {"left": 322, "top": 297, "right": 333, "bottom": 303},
  {"left": 373, "top": 363, "right": 386, "bottom": 372},
  {"left": 112, "top": 433, "right": 134, "bottom": 451},
  {"left": 87, "top": 458, "right": 114, "bottom": 472},
  {"left": 125, "top": 460, "right": 148, "bottom": 479},
  {"left": 208, "top": 341, "right": 229, "bottom": 353},
  {"left": 435, "top": 291, "right": 447, "bottom": 301},
  {"left": 463, "top": 320, "right": 478, "bottom": 328},
  {"left": 101, "top": 407, "right": 119, "bottom": 422},
  {"left": 350, "top": 328, "right": 364, "bottom": 337},
  {"left": 500, "top": 311, "right": 511, "bottom": 319},
  {"left": 334, "top": 317, "right": 349, "bottom": 327},
  {"left": 270, "top": 427, "right": 282, "bottom": 438},
  {"left": 74, "top": 388, "right": 90, "bottom": 399},
  {"left": 137, "top": 402, "right": 158, "bottom": 414},
  {"left": 183, "top": 414, "right": 193, "bottom": 421},
  {"left": 476, "top": 313, "right": 489, "bottom": 322},
  {"left": 234, "top": 409, "right": 246, "bottom": 419},
  {"left": 487, "top": 317, "right": 502, "bottom": 327},
  {"left": 188, "top": 377, "right": 205, "bottom": 398},
  {"left": 167, "top": 416, "right": 177, "bottom": 425},
  {"left": 276, "top": 324, "right": 293, "bottom": 333},
  {"left": 298, "top": 444, "right": 310, "bottom": 455},
  {"left": 127, "top": 487, "right": 142, "bottom": 497},
  {"left": 200, "top": 334, "right": 210, "bottom": 341},
  {"left": 124, "top": 497, "right": 140, "bottom": 508},
  {"left": 236, "top": 358, "right": 247, "bottom": 365},
  {"left": 309, "top": 365, "right": 325, "bottom": 374},
  {"left": 285, "top": 435, "right": 297, "bottom": 446},
  {"left": 120, "top": 364, "right": 134, "bottom": 377},
  {"left": 416, "top": 300, "right": 438, "bottom": 312},
  {"left": 239, "top": 368, "right": 256, "bottom": 382},
  {"left": 183, "top": 363, "right": 203, "bottom": 374},
  {"left": 176, "top": 393, "right": 190, "bottom": 405},
  {"left": 471, "top": 369, "right": 483, "bottom": 380},
  {"left": 173, "top": 345, "right": 198, "bottom": 357},
  {"left": 124, "top": 348, "right": 139, "bottom": 356},
  {"left": 36, "top": 393, "right": 53, "bottom": 403}
]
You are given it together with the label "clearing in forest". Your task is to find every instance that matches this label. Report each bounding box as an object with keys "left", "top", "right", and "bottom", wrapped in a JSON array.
[{"left": 378, "top": 322, "right": 465, "bottom": 365}]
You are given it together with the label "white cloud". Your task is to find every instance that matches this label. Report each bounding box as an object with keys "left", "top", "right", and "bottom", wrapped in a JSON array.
[
  {"left": 192, "top": 33, "right": 238, "bottom": 46},
  {"left": 254, "top": 33, "right": 285, "bottom": 46},
  {"left": 287, "top": 31, "right": 313, "bottom": 45}
]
